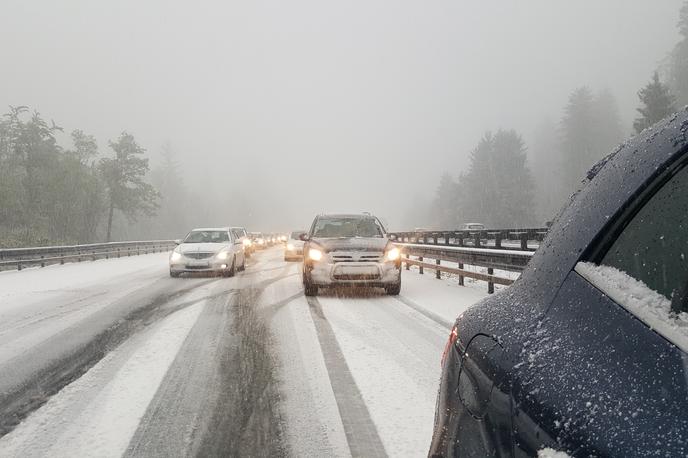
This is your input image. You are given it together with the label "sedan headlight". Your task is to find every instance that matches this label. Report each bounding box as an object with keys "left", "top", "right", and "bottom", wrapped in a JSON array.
[
  {"left": 243, "top": 239, "right": 252, "bottom": 247},
  {"left": 385, "top": 246, "right": 400, "bottom": 261},
  {"left": 216, "top": 251, "right": 230, "bottom": 260},
  {"left": 308, "top": 248, "right": 323, "bottom": 261},
  {"left": 287, "top": 243, "right": 295, "bottom": 251},
  {"left": 170, "top": 251, "right": 182, "bottom": 262}
]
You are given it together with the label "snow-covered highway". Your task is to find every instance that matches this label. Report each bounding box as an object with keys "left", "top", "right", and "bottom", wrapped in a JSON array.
[{"left": 0, "top": 247, "right": 487, "bottom": 457}]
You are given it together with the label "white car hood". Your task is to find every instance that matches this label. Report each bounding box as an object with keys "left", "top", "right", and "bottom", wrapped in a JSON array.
[{"left": 179, "top": 243, "right": 229, "bottom": 254}]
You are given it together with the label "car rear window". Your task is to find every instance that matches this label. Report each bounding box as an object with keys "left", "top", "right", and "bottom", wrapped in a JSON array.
[{"left": 600, "top": 163, "right": 688, "bottom": 301}]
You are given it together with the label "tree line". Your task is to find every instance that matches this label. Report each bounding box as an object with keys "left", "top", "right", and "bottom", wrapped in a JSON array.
[
  {"left": 0, "top": 106, "right": 163, "bottom": 247},
  {"left": 428, "top": 1, "right": 688, "bottom": 229}
]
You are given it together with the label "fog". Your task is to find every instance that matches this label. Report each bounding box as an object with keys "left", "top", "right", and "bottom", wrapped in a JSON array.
[{"left": 1, "top": 0, "right": 683, "bottom": 234}]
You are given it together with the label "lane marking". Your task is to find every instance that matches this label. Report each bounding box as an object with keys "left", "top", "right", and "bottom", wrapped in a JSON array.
[{"left": 306, "top": 296, "right": 388, "bottom": 458}]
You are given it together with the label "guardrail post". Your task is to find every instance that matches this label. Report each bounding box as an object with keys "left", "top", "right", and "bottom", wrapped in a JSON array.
[
  {"left": 17, "top": 262, "right": 22, "bottom": 271},
  {"left": 405, "top": 253, "right": 410, "bottom": 270},
  {"left": 128, "top": 247, "right": 131, "bottom": 257},
  {"left": 433, "top": 234, "right": 438, "bottom": 245},
  {"left": 77, "top": 251, "right": 81, "bottom": 262},
  {"left": 436, "top": 258, "right": 441, "bottom": 279},
  {"left": 419, "top": 256, "right": 424, "bottom": 274},
  {"left": 117, "top": 248, "right": 120, "bottom": 259},
  {"left": 495, "top": 232, "right": 502, "bottom": 249},
  {"left": 458, "top": 263, "right": 464, "bottom": 286},
  {"left": 487, "top": 267, "right": 494, "bottom": 294},
  {"left": 60, "top": 252, "right": 65, "bottom": 264},
  {"left": 444, "top": 233, "right": 450, "bottom": 246},
  {"left": 474, "top": 233, "right": 481, "bottom": 248},
  {"left": 92, "top": 250, "right": 96, "bottom": 261},
  {"left": 520, "top": 233, "right": 528, "bottom": 251},
  {"left": 40, "top": 255, "right": 45, "bottom": 268}
]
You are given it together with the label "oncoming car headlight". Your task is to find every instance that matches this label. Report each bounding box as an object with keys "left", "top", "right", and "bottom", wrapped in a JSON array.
[
  {"left": 243, "top": 239, "right": 252, "bottom": 247},
  {"left": 170, "top": 251, "right": 182, "bottom": 262},
  {"left": 385, "top": 246, "right": 400, "bottom": 262},
  {"left": 287, "top": 243, "right": 295, "bottom": 251},
  {"left": 216, "top": 251, "right": 230, "bottom": 260},
  {"left": 308, "top": 248, "right": 323, "bottom": 261}
]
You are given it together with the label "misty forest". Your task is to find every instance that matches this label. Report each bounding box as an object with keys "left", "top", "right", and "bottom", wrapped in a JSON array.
[{"left": 1, "top": 2, "right": 687, "bottom": 247}]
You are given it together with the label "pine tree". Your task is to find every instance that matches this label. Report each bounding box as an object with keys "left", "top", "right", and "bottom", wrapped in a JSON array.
[
  {"left": 668, "top": 1, "right": 688, "bottom": 106},
  {"left": 634, "top": 72, "right": 677, "bottom": 133},
  {"left": 457, "top": 130, "right": 535, "bottom": 227},
  {"left": 559, "top": 87, "right": 623, "bottom": 196},
  {"left": 430, "top": 173, "right": 459, "bottom": 229},
  {"left": 99, "top": 132, "right": 159, "bottom": 242}
]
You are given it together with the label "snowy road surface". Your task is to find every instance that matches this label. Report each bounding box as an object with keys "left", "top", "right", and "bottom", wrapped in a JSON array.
[{"left": 0, "top": 248, "right": 486, "bottom": 457}]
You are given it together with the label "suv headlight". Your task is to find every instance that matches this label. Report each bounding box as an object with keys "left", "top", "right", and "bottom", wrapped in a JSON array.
[
  {"left": 170, "top": 251, "right": 182, "bottom": 262},
  {"left": 308, "top": 248, "right": 323, "bottom": 261},
  {"left": 217, "top": 251, "right": 230, "bottom": 260},
  {"left": 385, "top": 246, "right": 400, "bottom": 261}
]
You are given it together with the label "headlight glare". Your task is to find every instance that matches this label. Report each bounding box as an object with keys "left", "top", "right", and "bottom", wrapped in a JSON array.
[
  {"left": 170, "top": 251, "right": 182, "bottom": 262},
  {"left": 385, "top": 247, "right": 400, "bottom": 261},
  {"left": 217, "top": 251, "right": 229, "bottom": 260},
  {"left": 308, "top": 248, "right": 323, "bottom": 261},
  {"left": 287, "top": 243, "right": 295, "bottom": 251}
]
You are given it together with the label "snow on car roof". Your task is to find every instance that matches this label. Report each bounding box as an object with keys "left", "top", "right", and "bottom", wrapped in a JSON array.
[{"left": 189, "top": 227, "right": 230, "bottom": 232}]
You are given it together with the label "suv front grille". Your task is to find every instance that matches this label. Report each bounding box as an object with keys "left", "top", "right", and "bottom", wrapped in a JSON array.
[{"left": 331, "top": 252, "right": 383, "bottom": 263}]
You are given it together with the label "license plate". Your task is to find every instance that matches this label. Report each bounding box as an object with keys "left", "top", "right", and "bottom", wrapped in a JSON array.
[
  {"left": 336, "top": 265, "right": 378, "bottom": 276},
  {"left": 188, "top": 260, "right": 209, "bottom": 267}
]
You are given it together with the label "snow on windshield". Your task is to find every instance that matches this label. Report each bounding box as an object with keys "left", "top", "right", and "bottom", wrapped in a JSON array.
[{"left": 312, "top": 218, "right": 383, "bottom": 238}]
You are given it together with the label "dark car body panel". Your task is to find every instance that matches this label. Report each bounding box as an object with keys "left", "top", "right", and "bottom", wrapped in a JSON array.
[{"left": 429, "top": 108, "right": 688, "bottom": 457}]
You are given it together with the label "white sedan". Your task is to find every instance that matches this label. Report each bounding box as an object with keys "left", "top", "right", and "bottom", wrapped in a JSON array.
[{"left": 169, "top": 227, "right": 246, "bottom": 277}]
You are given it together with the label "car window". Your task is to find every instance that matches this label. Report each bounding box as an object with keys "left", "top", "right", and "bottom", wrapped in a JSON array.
[
  {"left": 183, "top": 231, "right": 230, "bottom": 243},
  {"left": 600, "top": 163, "right": 688, "bottom": 301},
  {"left": 312, "top": 217, "right": 383, "bottom": 238},
  {"left": 232, "top": 229, "right": 244, "bottom": 239}
]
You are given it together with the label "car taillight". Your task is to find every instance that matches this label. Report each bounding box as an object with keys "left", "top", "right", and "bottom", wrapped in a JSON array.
[{"left": 441, "top": 325, "right": 459, "bottom": 367}]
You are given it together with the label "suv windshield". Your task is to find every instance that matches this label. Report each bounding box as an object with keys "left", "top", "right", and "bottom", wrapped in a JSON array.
[
  {"left": 312, "top": 217, "right": 383, "bottom": 238},
  {"left": 183, "top": 231, "right": 230, "bottom": 243}
]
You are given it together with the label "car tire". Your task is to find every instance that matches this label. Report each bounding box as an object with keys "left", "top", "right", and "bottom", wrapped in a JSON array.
[
  {"left": 385, "top": 282, "right": 401, "bottom": 295},
  {"left": 303, "top": 272, "right": 318, "bottom": 296},
  {"left": 223, "top": 258, "right": 236, "bottom": 277},
  {"left": 170, "top": 271, "right": 180, "bottom": 278},
  {"left": 240, "top": 258, "right": 246, "bottom": 271}
]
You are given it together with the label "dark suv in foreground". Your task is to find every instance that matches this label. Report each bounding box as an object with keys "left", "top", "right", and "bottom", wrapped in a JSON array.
[
  {"left": 301, "top": 213, "right": 401, "bottom": 296},
  {"left": 430, "top": 108, "right": 688, "bottom": 457}
]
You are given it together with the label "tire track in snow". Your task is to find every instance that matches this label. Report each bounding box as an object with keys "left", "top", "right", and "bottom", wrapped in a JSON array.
[{"left": 306, "top": 296, "right": 387, "bottom": 458}]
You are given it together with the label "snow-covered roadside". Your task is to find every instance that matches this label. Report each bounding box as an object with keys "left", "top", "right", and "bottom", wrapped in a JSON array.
[
  {"left": 400, "top": 266, "right": 489, "bottom": 325},
  {"left": 0, "top": 298, "right": 205, "bottom": 457}
]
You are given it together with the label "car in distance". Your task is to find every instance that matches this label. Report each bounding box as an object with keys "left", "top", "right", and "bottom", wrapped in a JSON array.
[
  {"left": 301, "top": 213, "right": 401, "bottom": 296},
  {"left": 459, "top": 222, "right": 485, "bottom": 231},
  {"left": 284, "top": 230, "right": 306, "bottom": 261},
  {"left": 429, "top": 108, "right": 688, "bottom": 457},
  {"left": 250, "top": 232, "right": 266, "bottom": 249},
  {"left": 169, "top": 227, "right": 246, "bottom": 277},
  {"left": 230, "top": 226, "right": 253, "bottom": 257}
]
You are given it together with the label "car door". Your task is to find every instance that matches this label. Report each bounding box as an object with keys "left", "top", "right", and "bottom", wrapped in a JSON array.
[{"left": 512, "top": 157, "right": 688, "bottom": 456}]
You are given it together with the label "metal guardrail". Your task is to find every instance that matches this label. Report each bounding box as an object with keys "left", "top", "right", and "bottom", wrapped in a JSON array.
[
  {"left": 389, "top": 227, "right": 548, "bottom": 252},
  {"left": 390, "top": 228, "right": 547, "bottom": 293},
  {"left": 0, "top": 240, "right": 177, "bottom": 271}
]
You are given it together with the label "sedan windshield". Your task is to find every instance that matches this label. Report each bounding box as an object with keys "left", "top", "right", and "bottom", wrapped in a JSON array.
[
  {"left": 312, "top": 218, "right": 383, "bottom": 238},
  {"left": 183, "top": 231, "right": 230, "bottom": 243}
]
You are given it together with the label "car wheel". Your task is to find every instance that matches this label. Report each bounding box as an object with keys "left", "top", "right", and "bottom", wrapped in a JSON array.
[
  {"left": 385, "top": 282, "right": 401, "bottom": 295},
  {"left": 170, "top": 270, "right": 180, "bottom": 278},
  {"left": 303, "top": 273, "right": 318, "bottom": 296},
  {"left": 240, "top": 258, "right": 246, "bottom": 271},
  {"left": 223, "top": 258, "right": 236, "bottom": 277}
]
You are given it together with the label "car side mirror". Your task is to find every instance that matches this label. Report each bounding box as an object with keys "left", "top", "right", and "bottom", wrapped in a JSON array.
[
  {"left": 389, "top": 234, "right": 397, "bottom": 241},
  {"left": 299, "top": 233, "right": 309, "bottom": 241},
  {"left": 174, "top": 239, "right": 181, "bottom": 245}
]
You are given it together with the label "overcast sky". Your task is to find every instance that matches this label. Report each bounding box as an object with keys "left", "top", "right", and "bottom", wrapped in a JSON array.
[{"left": 1, "top": 0, "right": 683, "bottom": 230}]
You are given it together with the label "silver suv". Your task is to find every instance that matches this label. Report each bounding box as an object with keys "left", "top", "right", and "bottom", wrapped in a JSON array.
[{"left": 301, "top": 214, "right": 401, "bottom": 296}]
